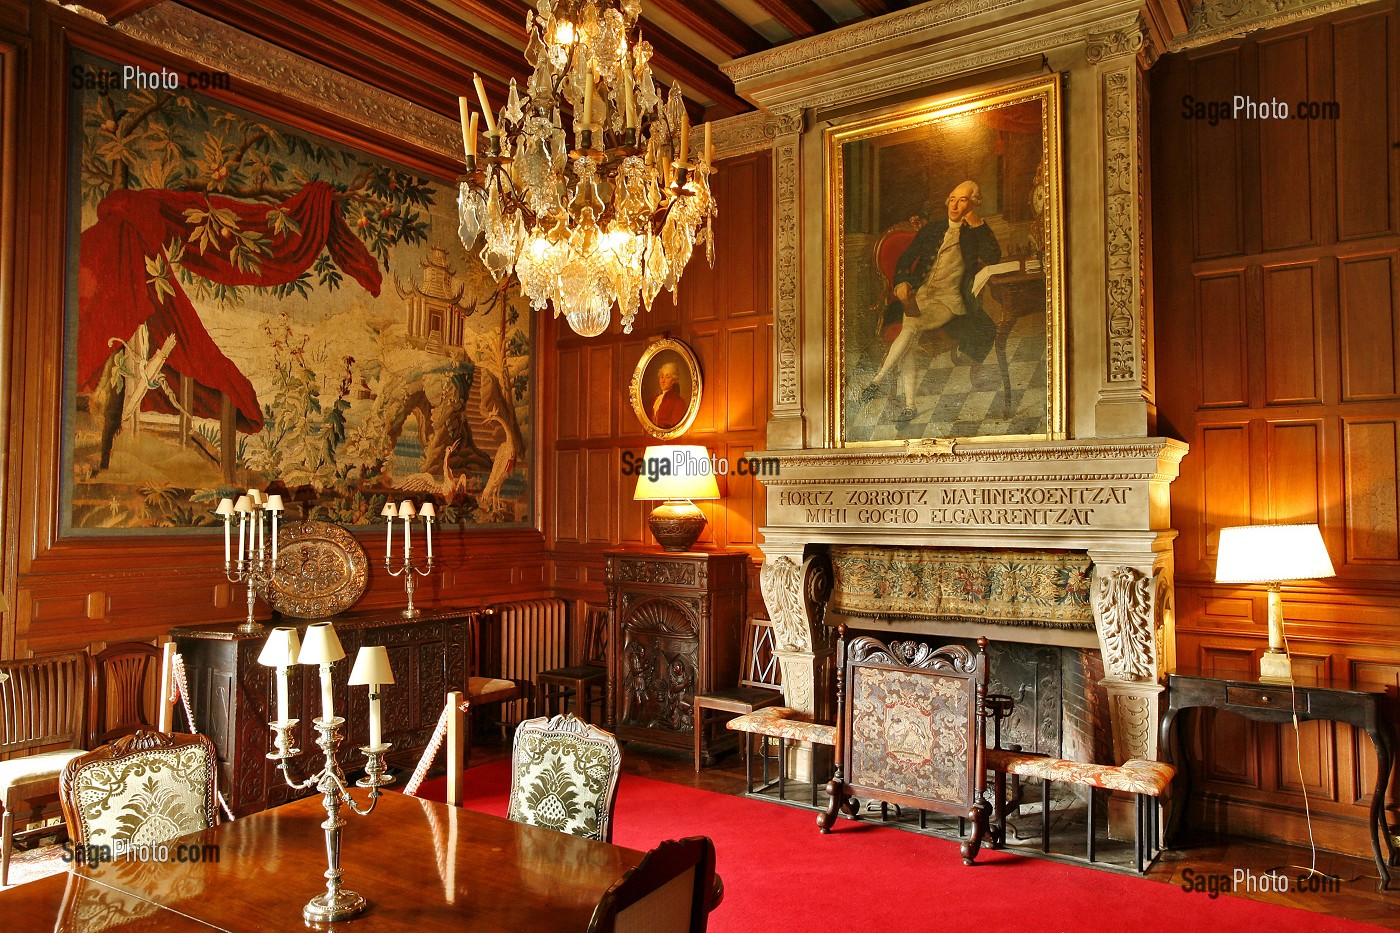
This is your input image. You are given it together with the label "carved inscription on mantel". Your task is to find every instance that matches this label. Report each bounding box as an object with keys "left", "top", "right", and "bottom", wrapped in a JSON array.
[{"left": 771, "top": 482, "right": 1142, "bottom": 530}]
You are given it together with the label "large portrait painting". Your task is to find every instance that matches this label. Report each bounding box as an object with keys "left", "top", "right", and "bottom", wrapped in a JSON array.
[
  {"left": 827, "top": 75, "right": 1064, "bottom": 446},
  {"left": 62, "top": 51, "right": 533, "bottom": 534}
]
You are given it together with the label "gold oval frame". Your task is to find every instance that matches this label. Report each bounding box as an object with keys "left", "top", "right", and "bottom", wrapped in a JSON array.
[{"left": 629, "top": 338, "right": 702, "bottom": 440}]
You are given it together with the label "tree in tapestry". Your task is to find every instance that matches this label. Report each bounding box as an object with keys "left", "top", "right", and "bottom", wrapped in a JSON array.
[{"left": 65, "top": 53, "right": 532, "bottom": 533}]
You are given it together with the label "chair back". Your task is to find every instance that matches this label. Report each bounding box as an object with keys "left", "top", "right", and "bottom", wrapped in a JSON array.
[
  {"left": 0, "top": 652, "right": 88, "bottom": 757},
  {"left": 507, "top": 713, "right": 621, "bottom": 843},
  {"left": 587, "top": 836, "right": 716, "bottom": 933},
  {"left": 60, "top": 730, "right": 218, "bottom": 850},
  {"left": 89, "top": 642, "right": 162, "bottom": 747},
  {"left": 581, "top": 603, "right": 609, "bottom": 667},
  {"left": 737, "top": 618, "right": 780, "bottom": 691}
]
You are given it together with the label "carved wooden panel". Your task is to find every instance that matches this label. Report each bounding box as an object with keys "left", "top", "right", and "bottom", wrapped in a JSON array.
[
  {"left": 1333, "top": 11, "right": 1394, "bottom": 240},
  {"left": 606, "top": 551, "right": 747, "bottom": 751},
  {"left": 1338, "top": 254, "right": 1398, "bottom": 400}
]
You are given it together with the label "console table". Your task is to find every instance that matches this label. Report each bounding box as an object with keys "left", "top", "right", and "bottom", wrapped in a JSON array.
[
  {"left": 172, "top": 606, "right": 481, "bottom": 817},
  {"left": 606, "top": 549, "right": 747, "bottom": 752},
  {"left": 1159, "top": 669, "right": 1397, "bottom": 890}
]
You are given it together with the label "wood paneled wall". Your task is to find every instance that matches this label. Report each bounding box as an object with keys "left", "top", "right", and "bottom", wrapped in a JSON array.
[
  {"left": 0, "top": 2, "right": 551, "bottom": 662},
  {"left": 1152, "top": 0, "right": 1400, "bottom": 855},
  {"left": 549, "top": 152, "right": 772, "bottom": 612}
]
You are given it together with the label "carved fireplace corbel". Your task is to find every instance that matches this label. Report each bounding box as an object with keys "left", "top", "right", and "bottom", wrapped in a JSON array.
[
  {"left": 1091, "top": 561, "right": 1175, "bottom": 764},
  {"left": 758, "top": 549, "right": 835, "bottom": 724}
]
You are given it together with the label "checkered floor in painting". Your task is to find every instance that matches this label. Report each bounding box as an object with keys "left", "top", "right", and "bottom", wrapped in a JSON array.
[{"left": 849, "top": 316, "right": 1048, "bottom": 442}]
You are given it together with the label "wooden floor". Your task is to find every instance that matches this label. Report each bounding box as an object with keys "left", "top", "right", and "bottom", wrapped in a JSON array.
[{"left": 595, "top": 740, "right": 1400, "bottom": 930}]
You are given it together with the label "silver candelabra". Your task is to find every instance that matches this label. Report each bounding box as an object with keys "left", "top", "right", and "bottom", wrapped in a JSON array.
[
  {"left": 268, "top": 716, "right": 389, "bottom": 923},
  {"left": 216, "top": 490, "right": 284, "bottom": 633},
  {"left": 382, "top": 499, "right": 435, "bottom": 618}
]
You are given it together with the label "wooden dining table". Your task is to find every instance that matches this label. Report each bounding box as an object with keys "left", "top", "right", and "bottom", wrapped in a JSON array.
[{"left": 0, "top": 791, "right": 645, "bottom": 931}]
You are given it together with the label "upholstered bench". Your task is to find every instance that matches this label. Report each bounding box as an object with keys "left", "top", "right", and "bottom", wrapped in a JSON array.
[
  {"left": 984, "top": 748, "right": 1176, "bottom": 872},
  {"left": 726, "top": 707, "right": 836, "bottom": 806}
]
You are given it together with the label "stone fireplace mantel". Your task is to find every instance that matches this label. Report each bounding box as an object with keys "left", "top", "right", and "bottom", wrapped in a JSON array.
[{"left": 755, "top": 437, "right": 1186, "bottom": 768}]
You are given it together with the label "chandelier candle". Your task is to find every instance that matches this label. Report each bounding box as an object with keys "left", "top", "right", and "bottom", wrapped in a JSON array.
[{"left": 456, "top": 0, "right": 718, "bottom": 337}]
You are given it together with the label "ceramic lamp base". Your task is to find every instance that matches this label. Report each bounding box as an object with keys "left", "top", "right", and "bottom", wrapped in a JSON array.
[
  {"left": 647, "top": 500, "right": 707, "bottom": 552},
  {"left": 1259, "top": 650, "right": 1293, "bottom": 684}
]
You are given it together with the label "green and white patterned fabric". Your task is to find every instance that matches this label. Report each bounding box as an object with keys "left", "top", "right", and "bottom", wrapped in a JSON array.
[
  {"left": 64, "top": 733, "right": 216, "bottom": 853},
  {"left": 507, "top": 714, "right": 621, "bottom": 843}
]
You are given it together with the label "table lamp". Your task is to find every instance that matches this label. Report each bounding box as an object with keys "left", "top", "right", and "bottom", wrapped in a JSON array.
[
  {"left": 1214, "top": 523, "right": 1335, "bottom": 684},
  {"left": 634, "top": 444, "right": 721, "bottom": 552}
]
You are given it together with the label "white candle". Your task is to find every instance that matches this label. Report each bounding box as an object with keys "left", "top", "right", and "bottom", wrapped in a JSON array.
[
  {"left": 223, "top": 515, "right": 231, "bottom": 565},
  {"left": 237, "top": 512, "right": 246, "bottom": 563},
  {"left": 404, "top": 514, "right": 411, "bottom": 561},
  {"left": 468, "top": 113, "right": 478, "bottom": 158},
  {"left": 420, "top": 503, "right": 436, "bottom": 558},
  {"left": 623, "top": 71, "right": 636, "bottom": 128},
  {"left": 385, "top": 503, "right": 394, "bottom": 561},
  {"left": 320, "top": 663, "right": 334, "bottom": 722},
  {"left": 583, "top": 70, "right": 594, "bottom": 127},
  {"left": 276, "top": 665, "right": 290, "bottom": 724},
  {"left": 369, "top": 688, "right": 382, "bottom": 748},
  {"left": 680, "top": 108, "right": 690, "bottom": 164},
  {"left": 474, "top": 73, "right": 497, "bottom": 135},
  {"left": 704, "top": 121, "right": 713, "bottom": 166},
  {"left": 458, "top": 96, "right": 473, "bottom": 159},
  {"left": 257, "top": 510, "right": 265, "bottom": 561},
  {"left": 271, "top": 510, "right": 278, "bottom": 564}
]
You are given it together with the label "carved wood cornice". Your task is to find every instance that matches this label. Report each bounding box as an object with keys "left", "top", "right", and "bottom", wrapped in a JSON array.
[
  {"left": 116, "top": 4, "right": 460, "bottom": 160},
  {"left": 1172, "top": 0, "right": 1382, "bottom": 50},
  {"left": 750, "top": 439, "right": 1189, "bottom": 469},
  {"left": 710, "top": 108, "right": 805, "bottom": 160}
]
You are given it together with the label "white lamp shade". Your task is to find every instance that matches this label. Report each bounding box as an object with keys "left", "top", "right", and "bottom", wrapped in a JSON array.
[
  {"left": 215, "top": 498, "right": 236, "bottom": 517},
  {"left": 258, "top": 626, "right": 301, "bottom": 667},
  {"left": 633, "top": 445, "right": 721, "bottom": 502},
  {"left": 234, "top": 495, "right": 253, "bottom": 512},
  {"left": 265, "top": 494, "right": 284, "bottom": 511},
  {"left": 1215, "top": 523, "right": 1336, "bottom": 584},
  {"left": 397, "top": 500, "right": 417, "bottom": 519},
  {"left": 419, "top": 502, "right": 436, "bottom": 519},
  {"left": 299, "top": 622, "right": 346, "bottom": 664},
  {"left": 381, "top": 501, "right": 397, "bottom": 517},
  {"left": 348, "top": 646, "right": 395, "bottom": 686}
]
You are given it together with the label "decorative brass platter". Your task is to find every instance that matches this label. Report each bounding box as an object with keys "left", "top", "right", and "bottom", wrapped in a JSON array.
[{"left": 257, "top": 520, "right": 369, "bottom": 619}]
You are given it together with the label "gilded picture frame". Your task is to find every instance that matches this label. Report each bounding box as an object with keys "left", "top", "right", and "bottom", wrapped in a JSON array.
[
  {"left": 827, "top": 74, "right": 1065, "bottom": 447},
  {"left": 629, "top": 337, "right": 702, "bottom": 440}
]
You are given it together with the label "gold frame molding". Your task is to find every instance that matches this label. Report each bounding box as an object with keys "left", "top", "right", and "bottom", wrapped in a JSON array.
[
  {"left": 825, "top": 74, "right": 1065, "bottom": 448},
  {"left": 629, "top": 337, "right": 703, "bottom": 440}
]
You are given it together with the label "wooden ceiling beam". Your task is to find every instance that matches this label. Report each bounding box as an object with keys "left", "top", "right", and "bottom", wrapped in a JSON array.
[
  {"left": 748, "top": 0, "right": 836, "bottom": 38},
  {"left": 639, "top": 24, "right": 747, "bottom": 115},
  {"left": 355, "top": 0, "right": 531, "bottom": 87},
  {"left": 846, "top": 0, "right": 891, "bottom": 18},
  {"left": 78, "top": 0, "right": 167, "bottom": 23},
  {"left": 181, "top": 0, "right": 516, "bottom": 114},
  {"left": 440, "top": 0, "right": 529, "bottom": 43},
  {"left": 645, "top": 0, "right": 770, "bottom": 58}
]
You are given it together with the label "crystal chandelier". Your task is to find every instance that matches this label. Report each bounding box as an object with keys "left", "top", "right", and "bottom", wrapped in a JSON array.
[{"left": 456, "top": 0, "right": 718, "bottom": 337}]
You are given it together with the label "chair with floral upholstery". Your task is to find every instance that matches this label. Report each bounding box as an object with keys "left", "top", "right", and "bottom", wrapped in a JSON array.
[
  {"left": 59, "top": 730, "right": 218, "bottom": 850},
  {"left": 506, "top": 713, "right": 622, "bottom": 843}
]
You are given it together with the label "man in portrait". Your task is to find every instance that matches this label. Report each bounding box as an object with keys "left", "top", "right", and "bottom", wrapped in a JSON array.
[
  {"left": 650, "top": 360, "right": 688, "bottom": 430},
  {"left": 860, "top": 179, "right": 1001, "bottom": 423}
]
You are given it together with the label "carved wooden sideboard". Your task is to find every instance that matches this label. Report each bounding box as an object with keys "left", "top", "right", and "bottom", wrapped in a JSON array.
[
  {"left": 171, "top": 607, "right": 478, "bottom": 817},
  {"left": 606, "top": 550, "right": 747, "bottom": 751}
]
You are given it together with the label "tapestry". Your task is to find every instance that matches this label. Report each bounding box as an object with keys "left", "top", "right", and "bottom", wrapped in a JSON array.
[
  {"left": 830, "top": 546, "right": 1093, "bottom": 628},
  {"left": 62, "top": 52, "right": 532, "bottom": 534},
  {"left": 848, "top": 666, "right": 969, "bottom": 804}
]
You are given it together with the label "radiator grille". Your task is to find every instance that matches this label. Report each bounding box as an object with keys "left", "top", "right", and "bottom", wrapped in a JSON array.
[{"left": 495, "top": 598, "right": 568, "bottom": 725}]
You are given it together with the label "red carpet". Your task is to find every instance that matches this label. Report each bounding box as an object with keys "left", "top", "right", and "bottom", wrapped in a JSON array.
[{"left": 414, "top": 762, "right": 1385, "bottom": 933}]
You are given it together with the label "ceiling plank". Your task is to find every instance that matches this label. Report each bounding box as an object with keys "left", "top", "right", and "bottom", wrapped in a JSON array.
[
  {"left": 355, "top": 0, "right": 530, "bottom": 86},
  {"left": 845, "top": 0, "right": 890, "bottom": 17},
  {"left": 748, "top": 0, "right": 836, "bottom": 38},
  {"left": 645, "top": 0, "right": 770, "bottom": 58},
  {"left": 440, "top": 0, "right": 528, "bottom": 43}
]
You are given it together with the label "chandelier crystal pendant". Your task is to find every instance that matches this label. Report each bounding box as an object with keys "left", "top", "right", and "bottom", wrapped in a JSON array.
[{"left": 456, "top": 0, "right": 718, "bottom": 337}]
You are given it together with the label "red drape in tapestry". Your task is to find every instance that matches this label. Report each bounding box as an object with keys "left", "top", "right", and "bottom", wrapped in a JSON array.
[{"left": 78, "top": 180, "right": 382, "bottom": 433}]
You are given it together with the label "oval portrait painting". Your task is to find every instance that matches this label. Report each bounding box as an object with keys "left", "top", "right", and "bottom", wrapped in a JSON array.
[{"left": 630, "top": 338, "right": 702, "bottom": 440}]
